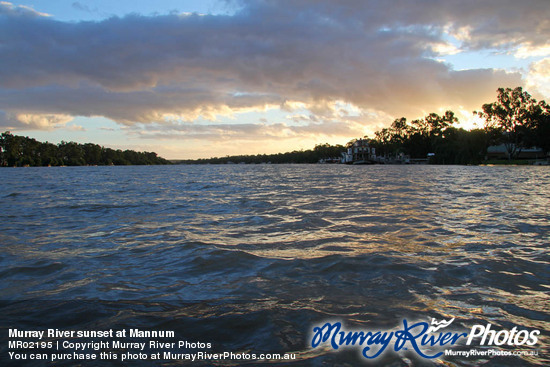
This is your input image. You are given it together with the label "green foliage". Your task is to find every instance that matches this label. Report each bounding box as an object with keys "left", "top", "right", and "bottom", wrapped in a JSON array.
[
  {"left": 6, "top": 87, "right": 544, "bottom": 167},
  {"left": 371, "top": 111, "right": 466, "bottom": 161},
  {"left": 0, "top": 132, "right": 171, "bottom": 167},
  {"left": 369, "top": 87, "right": 548, "bottom": 164},
  {"left": 475, "top": 87, "right": 549, "bottom": 159},
  {"left": 182, "top": 86, "right": 548, "bottom": 166},
  {"left": 431, "top": 128, "right": 487, "bottom": 164},
  {"left": 177, "top": 143, "right": 345, "bottom": 164}
]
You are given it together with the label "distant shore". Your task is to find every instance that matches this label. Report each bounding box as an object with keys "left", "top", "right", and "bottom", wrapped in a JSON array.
[{"left": 0, "top": 132, "right": 171, "bottom": 167}]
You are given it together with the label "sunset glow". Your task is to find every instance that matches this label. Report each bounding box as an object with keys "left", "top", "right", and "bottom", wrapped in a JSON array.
[{"left": 1, "top": 0, "right": 549, "bottom": 158}]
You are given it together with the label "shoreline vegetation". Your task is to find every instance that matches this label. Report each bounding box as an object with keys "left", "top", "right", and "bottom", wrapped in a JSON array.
[
  {"left": 178, "top": 87, "right": 549, "bottom": 166},
  {"left": 0, "top": 133, "right": 171, "bottom": 167},
  {"left": 2, "top": 87, "right": 549, "bottom": 167}
]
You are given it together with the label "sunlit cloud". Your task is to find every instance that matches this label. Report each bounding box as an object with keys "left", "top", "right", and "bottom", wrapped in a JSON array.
[
  {"left": 431, "top": 42, "right": 462, "bottom": 56},
  {"left": 60, "top": 124, "right": 86, "bottom": 132},
  {"left": 515, "top": 44, "right": 550, "bottom": 59},
  {"left": 0, "top": 0, "right": 548, "bottom": 157},
  {"left": 0, "top": 112, "right": 74, "bottom": 130},
  {"left": 526, "top": 58, "right": 550, "bottom": 97},
  {"left": 126, "top": 118, "right": 365, "bottom": 142},
  {"left": 0, "top": 1, "right": 50, "bottom": 17},
  {"left": 445, "top": 25, "right": 472, "bottom": 44}
]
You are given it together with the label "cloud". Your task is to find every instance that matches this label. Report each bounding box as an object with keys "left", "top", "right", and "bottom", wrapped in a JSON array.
[
  {"left": 125, "top": 118, "right": 365, "bottom": 142},
  {"left": 0, "top": 0, "right": 546, "bottom": 139},
  {"left": 516, "top": 44, "right": 550, "bottom": 59},
  {"left": 0, "top": 1, "right": 50, "bottom": 18},
  {"left": 0, "top": 111, "right": 73, "bottom": 130},
  {"left": 526, "top": 58, "right": 550, "bottom": 98},
  {"left": 72, "top": 2, "right": 93, "bottom": 13}
]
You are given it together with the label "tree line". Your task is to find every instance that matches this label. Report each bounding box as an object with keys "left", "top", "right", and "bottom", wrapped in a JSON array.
[
  {"left": 369, "top": 87, "right": 549, "bottom": 164},
  {"left": 175, "top": 143, "right": 345, "bottom": 164},
  {"left": 179, "top": 87, "right": 549, "bottom": 165},
  {"left": 0, "top": 132, "right": 171, "bottom": 167},
  {"left": 2, "top": 87, "right": 548, "bottom": 166}
]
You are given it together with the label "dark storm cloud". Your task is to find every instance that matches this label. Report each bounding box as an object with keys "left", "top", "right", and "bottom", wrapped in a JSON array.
[{"left": 0, "top": 0, "right": 545, "bottom": 131}]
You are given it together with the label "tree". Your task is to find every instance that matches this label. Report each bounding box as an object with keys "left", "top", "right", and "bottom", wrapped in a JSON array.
[
  {"left": 389, "top": 117, "right": 408, "bottom": 145},
  {"left": 0, "top": 131, "right": 12, "bottom": 166},
  {"left": 431, "top": 127, "right": 487, "bottom": 164},
  {"left": 313, "top": 143, "right": 344, "bottom": 160},
  {"left": 524, "top": 100, "right": 550, "bottom": 155},
  {"left": 0, "top": 131, "right": 171, "bottom": 166},
  {"left": 0, "top": 132, "right": 25, "bottom": 166},
  {"left": 58, "top": 141, "right": 85, "bottom": 166},
  {"left": 425, "top": 111, "right": 457, "bottom": 137},
  {"left": 82, "top": 143, "right": 102, "bottom": 165},
  {"left": 476, "top": 87, "right": 542, "bottom": 159}
]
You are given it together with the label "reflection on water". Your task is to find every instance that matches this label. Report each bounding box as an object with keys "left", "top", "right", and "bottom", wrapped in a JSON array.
[{"left": 0, "top": 165, "right": 548, "bottom": 366}]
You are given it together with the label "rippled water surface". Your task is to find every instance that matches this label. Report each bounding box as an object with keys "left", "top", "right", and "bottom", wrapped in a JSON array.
[{"left": 1, "top": 165, "right": 549, "bottom": 366}]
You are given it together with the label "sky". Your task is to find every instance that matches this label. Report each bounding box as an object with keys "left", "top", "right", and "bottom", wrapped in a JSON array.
[{"left": 1, "top": 0, "right": 549, "bottom": 159}]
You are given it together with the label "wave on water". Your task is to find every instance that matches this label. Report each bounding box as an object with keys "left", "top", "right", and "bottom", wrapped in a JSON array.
[{"left": 1, "top": 165, "right": 548, "bottom": 366}]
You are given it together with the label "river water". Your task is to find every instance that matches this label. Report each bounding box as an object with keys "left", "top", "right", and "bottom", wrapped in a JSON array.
[{"left": 0, "top": 165, "right": 548, "bottom": 366}]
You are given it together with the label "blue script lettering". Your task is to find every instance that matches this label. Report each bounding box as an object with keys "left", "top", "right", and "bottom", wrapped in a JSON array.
[
  {"left": 311, "top": 322, "right": 341, "bottom": 349},
  {"left": 311, "top": 319, "right": 468, "bottom": 360},
  {"left": 422, "top": 329, "right": 467, "bottom": 346},
  {"left": 361, "top": 330, "right": 394, "bottom": 359},
  {"left": 395, "top": 320, "right": 442, "bottom": 358},
  {"left": 311, "top": 322, "right": 393, "bottom": 358}
]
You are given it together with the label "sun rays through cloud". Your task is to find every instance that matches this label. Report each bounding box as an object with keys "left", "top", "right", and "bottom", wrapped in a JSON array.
[{"left": 1, "top": 0, "right": 549, "bottom": 158}]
